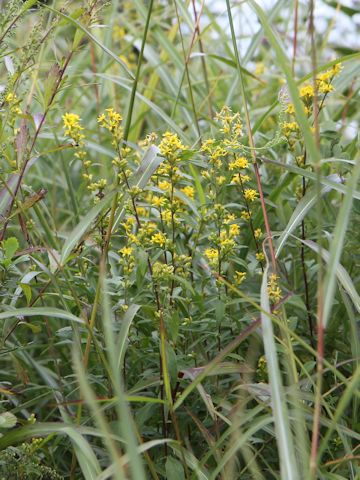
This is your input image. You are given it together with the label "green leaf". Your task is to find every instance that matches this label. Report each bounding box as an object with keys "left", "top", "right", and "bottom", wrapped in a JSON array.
[
  {"left": 112, "top": 145, "right": 163, "bottom": 231},
  {"left": 165, "top": 456, "right": 185, "bottom": 480},
  {"left": 321, "top": 156, "right": 360, "bottom": 328},
  {"left": 260, "top": 261, "right": 300, "bottom": 480},
  {"left": 249, "top": 0, "right": 320, "bottom": 165},
  {"left": 276, "top": 176, "right": 340, "bottom": 257},
  {"left": 116, "top": 304, "right": 141, "bottom": 372},
  {"left": 0, "top": 423, "right": 102, "bottom": 479},
  {"left": 19, "top": 283, "right": 32, "bottom": 305},
  {"left": 60, "top": 191, "right": 116, "bottom": 265},
  {"left": 0, "top": 307, "right": 85, "bottom": 325},
  {"left": 0, "top": 412, "right": 17, "bottom": 429},
  {"left": 2, "top": 237, "right": 19, "bottom": 267},
  {"left": 302, "top": 239, "right": 360, "bottom": 315}
]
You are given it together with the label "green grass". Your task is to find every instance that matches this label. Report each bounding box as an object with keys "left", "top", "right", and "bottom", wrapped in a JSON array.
[{"left": 0, "top": 0, "right": 359, "bottom": 479}]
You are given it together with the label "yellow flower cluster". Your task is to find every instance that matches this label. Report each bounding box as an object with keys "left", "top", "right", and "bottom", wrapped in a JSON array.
[
  {"left": 98, "top": 108, "right": 123, "bottom": 143},
  {"left": 257, "top": 355, "right": 268, "bottom": 382},
  {"left": 267, "top": 273, "right": 282, "bottom": 302},
  {"left": 119, "top": 244, "right": 135, "bottom": 276},
  {"left": 256, "top": 252, "right": 265, "bottom": 262},
  {"left": 215, "top": 105, "right": 243, "bottom": 137},
  {"left": 152, "top": 262, "right": 174, "bottom": 281},
  {"left": 63, "top": 113, "right": 85, "bottom": 145},
  {"left": 181, "top": 185, "right": 195, "bottom": 199},
  {"left": 316, "top": 63, "right": 342, "bottom": 94},
  {"left": 234, "top": 271, "right": 246, "bottom": 285},
  {"left": 158, "top": 132, "right": 185, "bottom": 159},
  {"left": 244, "top": 188, "right": 258, "bottom": 202},
  {"left": 299, "top": 84, "right": 314, "bottom": 100},
  {"left": 231, "top": 173, "right": 250, "bottom": 185},
  {"left": 151, "top": 232, "right": 167, "bottom": 247},
  {"left": 204, "top": 248, "right": 219, "bottom": 266},
  {"left": 281, "top": 121, "right": 299, "bottom": 139},
  {"left": 4, "top": 92, "right": 22, "bottom": 116},
  {"left": 229, "top": 156, "right": 249, "bottom": 171},
  {"left": 120, "top": 246, "right": 133, "bottom": 256}
]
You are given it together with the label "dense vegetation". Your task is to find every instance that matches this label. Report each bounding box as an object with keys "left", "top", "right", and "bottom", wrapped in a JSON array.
[{"left": 0, "top": 0, "right": 359, "bottom": 478}]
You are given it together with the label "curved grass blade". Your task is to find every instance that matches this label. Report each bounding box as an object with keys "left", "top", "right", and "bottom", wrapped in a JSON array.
[
  {"left": 302, "top": 239, "right": 360, "bottom": 314},
  {"left": 248, "top": 0, "right": 320, "bottom": 165},
  {"left": 260, "top": 260, "right": 300, "bottom": 480},
  {"left": 320, "top": 156, "right": 360, "bottom": 327},
  {"left": 116, "top": 304, "right": 141, "bottom": 371},
  {"left": 0, "top": 423, "right": 102, "bottom": 479},
  {"left": 0, "top": 307, "right": 85, "bottom": 324},
  {"left": 112, "top": 145, "right": 163, "bottom": 231},
  {"left": 60, "top": 191, "right": 116, "bottom": 265},
  {"left": 276, "top": 174, "right": 341, "bottom": 257},
  {"left": 262, "top": 158, "right": 360, "bottom": 200}
]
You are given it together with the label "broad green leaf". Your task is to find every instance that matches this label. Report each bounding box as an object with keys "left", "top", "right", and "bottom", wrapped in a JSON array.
[
  {"left": 0, "top": 412, "right": 17, "bottom": 429},
  {"left": 166, "top": 456, "right": 185, "bottom": 480}
]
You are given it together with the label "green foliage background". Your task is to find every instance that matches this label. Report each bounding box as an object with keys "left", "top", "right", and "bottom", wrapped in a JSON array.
[{"left": 0, "top": 0, "right": 359, "bottom": 479}]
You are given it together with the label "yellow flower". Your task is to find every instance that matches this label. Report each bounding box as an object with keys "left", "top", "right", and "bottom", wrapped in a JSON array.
[
  {"left": 120, "top": 246, "right": 133, "bottom": 257},
  {"left": 267, "top": 273, "right": 282, "bottom": 302},
  {"left": 244, "top": 188, "right": 258, "bottom": 202},
  {"left": 234, "top": 271, "right": 246, "bottom": 285},
  {"left": 158, "top": 180, "right": 171, "bottom": 192},
  {"left": 256, "top": 252, "right": 265, "bottom": 262},
  {"left": 5, "top": 92, "right": 15, "bottom": 103},
  {"left": 240, "top": 210, "right": 251, "bottom": 221},
  {"left": 285, "top": 103, "right": 295, "bottom": 114},
  {"left": 317, "top": 71, "right": 332, "bottom": 83},
  {"left": 113, "top": 25, "right": 126, "bottom": 42},
  {"left": 151, "top": 196, "right": 166, "bottom": 208},
  {"left": 204, "top": 248, "right": 219, "bottom": 261},
  {"left": 229, "top": 156, "right": 249, "bottom": 171},
  {"left": 151, "top": 232, "right": 167, "bottom": 247},
  {"left": 200, "top": 138, "right": 216, "bottom": 153},
  {"left": 254, "top": 228, "right": 262, "bottom": 239},
  {"left": 229, "top": 224, "right": 240, "bottom": 237},
  {"left": 255, "top": 62, "right": 265, "bottom": 75},
  {"left": 224, "top": 213, "right": 236, "bottom": 224},
  {"left": 62, "top": 113, "right": 85, "bottom": 144},
  {"left": 216, "top": 176, "right": 226, "bottom": 186},
  {"left": 299, "top": 84, "right": 314, "bottom": 99},
  {"left": 220, "top": 236, "right": 235, "bottom": 249},
  {"left": 158, "top": 132, "right": 185, "bottom": 158},
  {"left": 136, "top": 207, "right": 148, "bottom": 217},
  {"left": 231, "top": 173, "right": 250, "bottom": 185},
  {"left": 181, "top": 185, "right": 195, "bottom": 199},
  {"left": 318, "top": 81, "right": 334, "bottom": 94},
  {"left": 98, "top": 108, "right": 123, "bottom": 139},
  {"left": 332, "top": 62, "right": 343, "bottom": 75}
]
